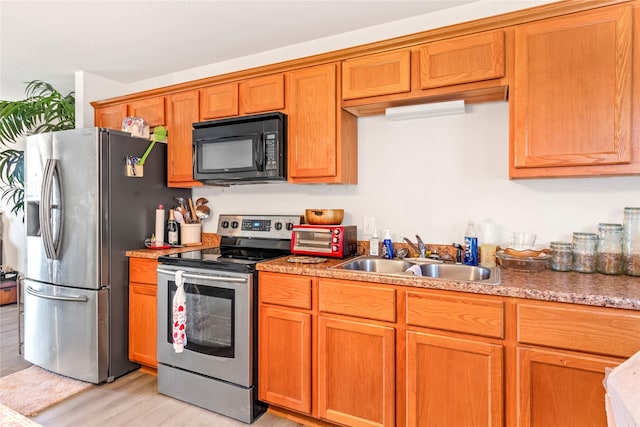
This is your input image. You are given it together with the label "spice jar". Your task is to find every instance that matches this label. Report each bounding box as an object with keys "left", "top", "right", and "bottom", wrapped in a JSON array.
[
  {"left": 596, "top": 223, "right": 623, "bottom": 275},
  {"left": 572, "top": 232, "right": 598, "bottom": 273},
  {"left": 622, "top": 207, "right": 640, "bottom": 276},
  {"left": 549, "top": 241, "right": 572, "bottom": 272}
]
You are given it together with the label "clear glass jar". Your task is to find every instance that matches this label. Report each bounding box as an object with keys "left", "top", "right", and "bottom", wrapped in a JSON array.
[
  {"left": 622, "top": 207, "right": 640, "bottom": 276},
  {"left": 572, "top": 232, "right": 598, "bottom": 273},
  {"left": 596, "top": 223, "right": 623, "bottom": 275},
  {"left": 549, "top": 241, "right": 572, "bottom": 272}
]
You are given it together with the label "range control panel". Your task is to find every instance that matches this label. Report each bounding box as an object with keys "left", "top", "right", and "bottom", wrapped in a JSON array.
[{"left": 217, "top": 214, "right": 302, "bottom": 239}]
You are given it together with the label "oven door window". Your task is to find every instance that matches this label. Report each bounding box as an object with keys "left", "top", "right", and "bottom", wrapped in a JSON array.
[
  {"left": 295, "top": 230, "right": 332, "bottom": 250},
  {"left": 167, "top": 281, "right": 235, "bottom": 358}
]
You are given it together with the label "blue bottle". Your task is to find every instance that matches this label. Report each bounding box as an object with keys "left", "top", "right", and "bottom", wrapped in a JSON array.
[
  {"left": 382, "top": 229, "right": 394, "bottom": 259},
  {"left": 464, "top": 221, "right": 478, "bottom": 266}
]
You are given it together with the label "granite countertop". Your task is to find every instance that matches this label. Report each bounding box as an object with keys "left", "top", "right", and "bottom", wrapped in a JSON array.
[{"left": 257, "top": 255, "right": 640, "bottom": 311}]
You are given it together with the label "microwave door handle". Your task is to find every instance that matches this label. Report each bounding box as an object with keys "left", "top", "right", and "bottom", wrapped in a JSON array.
[{"left": 256, "top": 134, "right": 265, "bottom": 171}]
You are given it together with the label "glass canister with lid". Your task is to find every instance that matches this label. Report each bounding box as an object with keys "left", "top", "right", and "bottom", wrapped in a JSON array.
[
  {"left": 572, "top": 232, "right": 598, "bottom": 273},
  {"left": 622, "top": 207, "right": 640, "bottom": 276},
  {"left": 549, "top": 241, "right": 572, "bottom": 272},
  {"left": 596, "top": 223, "right": 623, "bottom": 275}
]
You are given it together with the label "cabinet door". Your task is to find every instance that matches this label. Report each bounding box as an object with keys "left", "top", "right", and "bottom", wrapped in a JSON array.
[
  {"left": 420, "top": 30, "right": 505, "bottom": 89},
  {"left": 199, "top": 82, "right": 239, "bottom": 120},
  {"left": 288, "top": 63, "right": 338, "bottom": 181},
  {"left": 258, "top": 306, "right": 312, "bottom": 414},
  {"left": 239, "top": 74, "right": 285, "bottom": 115},
  {"left": 318, "top": 317, "right": 395, "bottom": 427},
  {"left": 128, "top": 97, "right": 166, "bottom": 127},
  {"left": 166, "top": 90, "right": 202, "bottom": 187},
  {"left": 129, "top": 282, "right": 157, "bottom": 368},
  {"left": 517, "top": 346, "right": 621, "bottom": 427},
  {"left": 342, "top": 50, "right": 411, "bottom": 100},
  {"left": 511, "top": 5, "right": 633, "bottom": 177},
  {"left": 406, "top": 331, "right": 503, "bottom": 427},
  {"left": 95, "top": 104, "right": 127, "bottom": 130}
]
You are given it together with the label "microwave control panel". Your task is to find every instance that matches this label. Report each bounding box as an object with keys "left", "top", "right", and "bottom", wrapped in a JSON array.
[{"left": 264, "top": 132, "right": 278, "bottom": 171}]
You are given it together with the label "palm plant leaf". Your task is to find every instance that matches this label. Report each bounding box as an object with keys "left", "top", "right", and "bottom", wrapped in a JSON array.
[{"left": 0, "top": 80, "right": 75, "bottom": 217}]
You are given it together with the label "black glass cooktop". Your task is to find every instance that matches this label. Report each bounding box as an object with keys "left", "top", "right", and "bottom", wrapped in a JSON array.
[{"left": 158, "top": 244, "right": 290, "bottom": 273}]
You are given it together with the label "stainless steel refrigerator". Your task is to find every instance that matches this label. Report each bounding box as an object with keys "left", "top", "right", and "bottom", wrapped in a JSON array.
[{"left": 23, "top": 127, "right": 190, "bottom": 383}]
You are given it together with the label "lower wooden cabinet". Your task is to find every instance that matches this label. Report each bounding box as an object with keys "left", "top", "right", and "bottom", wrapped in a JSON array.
[
  {"left": 406, "top": 331, "right": 503, "bottom": 427},
  {"left": 318, "top": 317, "right": 395, "bottom": 427},
  {"left": 259, "top": 306, "right": 312, "bottom": 414},
  {"left": 128, "top": 257, "right": 158, "bottom": 372},
  {"left": 516, "top": 346, "right": 622, "bottom": 427},
  {"left": 257, "top": 272, "right": 640, "bottom": 427}
]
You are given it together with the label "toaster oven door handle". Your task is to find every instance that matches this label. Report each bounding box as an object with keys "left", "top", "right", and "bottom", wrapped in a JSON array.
[{"left": 157, "top": 268, "right": 248, "bottom": 283}]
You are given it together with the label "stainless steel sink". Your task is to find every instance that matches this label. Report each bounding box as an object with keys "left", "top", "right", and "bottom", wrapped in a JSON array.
[
  {"left": 331, "top": 257, "right": 415, "bottom": 274},
  {"left": 330, "top": 256, "right": 500, "bottom": 285}
]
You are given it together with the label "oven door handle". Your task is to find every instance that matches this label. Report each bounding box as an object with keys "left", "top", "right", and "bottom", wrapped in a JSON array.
[{"left": 157, "top": 268, "right": 248, "bottom": 283}]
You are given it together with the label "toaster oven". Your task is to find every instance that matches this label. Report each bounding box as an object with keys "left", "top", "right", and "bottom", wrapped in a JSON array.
[{"left": 291, "top": 225, "right": 358, "bottom": 258}]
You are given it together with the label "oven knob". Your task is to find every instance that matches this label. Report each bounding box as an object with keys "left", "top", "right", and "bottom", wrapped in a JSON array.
[
  {"left": 333, "top": 228, "right": 341, "bottom": 235},
  {"left": 274, "top": 222, "right": 283, "bottom": 230},
  {"left": 332, "top": 237, "right": 339, "bottom": 243},
  {"left": 286, "top": 222, "right": 294, "bottom": 231},
  {"left": 221, "top": 221, "right": 230, "bottom": 228},
  {"left": 231, "top": 221, "right": 239, "bottom": 228},
  {"left": 332, "top": 245, "right": 340, "bottom": 251}
]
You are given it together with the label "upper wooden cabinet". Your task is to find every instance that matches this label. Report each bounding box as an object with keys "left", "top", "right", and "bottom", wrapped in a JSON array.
[
  {"left": 95, "top": 104, "right": 127, "bottom": 130},
  {"left": 287, "top": 63, "right": 357, "bottom": 184},
  {"left": 95, "top": 97, "right": 165, "bottom": 129},
  {"left": 199, "top": 82, "right": 239, "bottom": 120},
  {"left": 239, "top": 73, "right": 285, "bottom": 115},
  {"left": 419, "top": 30, "right": 505, "bottom": 89},
  {"left": 128, "top": 97, "right": 166, "bottom": 127},
  {"left": 342, "top": 50, "right": 411, "bottom": 100},
  {"left": 510, "top": 4, "right": 637, "bottom": 178},
  {"left": 166, "top": 90, "right": 201, "bottom": 187}
]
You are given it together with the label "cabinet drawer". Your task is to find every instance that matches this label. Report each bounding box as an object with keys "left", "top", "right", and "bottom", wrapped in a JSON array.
[
  {"left": 517, "top": 302, "right": 640, "bottom": 358},
  {"left": 342, "top": 50, "right": 411, "bottom": 100},
  {"left": 129, "top": 258, "right": 158, "bottom": 285},
  {"left": 259, "top": 273, "right": 312, "bottom": 310},
  {"left": 318, "top": 279, "right": 396, "bottom": 323},
  {"left": 420, "top": 29, "right": 504, "bottom": 89},
  {"left": 407, "top": 291, "right": 504, "bottom": 338}
]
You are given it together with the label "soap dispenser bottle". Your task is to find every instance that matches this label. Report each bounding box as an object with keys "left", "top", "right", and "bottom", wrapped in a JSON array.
[
  {"left": 382, "top": 230, "right": 394, "bottom": 259},
  {"left": 369, "top": 229, "right": 380, "bottom": 256}
]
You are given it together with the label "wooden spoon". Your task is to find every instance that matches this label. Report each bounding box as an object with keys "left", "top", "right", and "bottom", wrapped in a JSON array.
[{"left": 188, "top": 198, "right": 198, "bottom": 224}]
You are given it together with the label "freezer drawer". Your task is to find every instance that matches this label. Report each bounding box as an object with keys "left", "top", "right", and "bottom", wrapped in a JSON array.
[{"left": 23, "top": 279, "right": 108, "bottom": 383}]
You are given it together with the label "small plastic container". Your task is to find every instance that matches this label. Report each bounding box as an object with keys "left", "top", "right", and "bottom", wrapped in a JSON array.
[
  {"left": 572, "top": 232, "right": 598, "bottom": 273},
  {"left": 549, "top": 241, "right": 572, "bottom": 272},
  {"left": 596, "top": 223, "right": 623, "bottom": 275}
]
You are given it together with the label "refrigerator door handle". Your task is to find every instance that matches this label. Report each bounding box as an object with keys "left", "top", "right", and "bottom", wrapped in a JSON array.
[
  {"left": 40, "top": 159, "right": 64, "bottom": 260},
  {"left": 26, "top": 285, "right": 89, "bottom": 302}
]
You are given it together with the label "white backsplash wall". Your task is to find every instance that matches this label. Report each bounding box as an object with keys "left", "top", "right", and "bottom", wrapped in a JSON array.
[{"left": 193, "top": 101, "right": 640, "bottom": 247}]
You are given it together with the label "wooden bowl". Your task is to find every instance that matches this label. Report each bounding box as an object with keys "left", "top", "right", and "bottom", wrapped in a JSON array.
[{"left": 304, "top": 209, "right": 344, "bottom": 225}]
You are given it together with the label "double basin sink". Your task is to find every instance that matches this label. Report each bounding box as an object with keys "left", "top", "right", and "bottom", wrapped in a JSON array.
[{"left": 329, "top": 256, "right": 500, "bottom": 285}]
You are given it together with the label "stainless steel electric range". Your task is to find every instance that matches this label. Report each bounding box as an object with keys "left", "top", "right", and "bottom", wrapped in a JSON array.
[{"left": 156, "top": 214, "right": 301, "bottom": 424}]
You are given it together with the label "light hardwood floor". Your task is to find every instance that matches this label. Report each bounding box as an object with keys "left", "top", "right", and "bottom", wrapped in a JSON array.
[{"left": 0, "top": 303, "right": 303, "bottom": 427}]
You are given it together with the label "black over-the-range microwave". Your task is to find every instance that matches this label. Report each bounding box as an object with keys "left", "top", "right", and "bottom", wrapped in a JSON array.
[{"left": 192, "top": 112, "right": 287, "bottom": 184}]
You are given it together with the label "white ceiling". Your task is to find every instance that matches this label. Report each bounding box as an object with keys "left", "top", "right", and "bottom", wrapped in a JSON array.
[{"left": 0, "top": 0, "right": 482, "bottom": 100}]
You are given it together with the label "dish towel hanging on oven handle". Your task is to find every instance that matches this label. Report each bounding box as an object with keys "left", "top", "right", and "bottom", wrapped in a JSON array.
[{"left": 172, "top": 270, "right": 187, "bottom": 353}]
